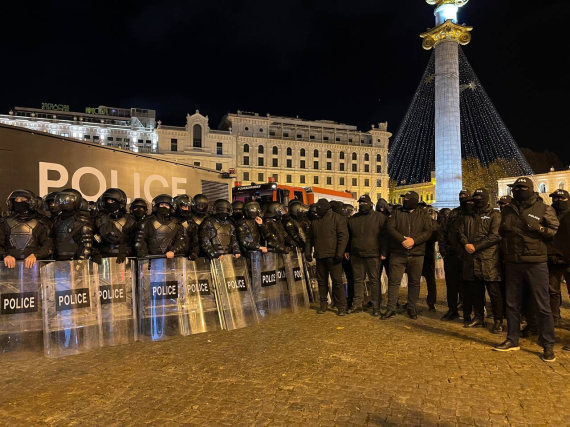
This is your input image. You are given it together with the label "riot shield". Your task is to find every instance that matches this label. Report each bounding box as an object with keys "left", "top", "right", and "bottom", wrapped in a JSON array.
[
  {"left": 249, "top": 252, "right": 281, "bottom": 321},
  {"left": 277, "top": 255, "right": 292, "bottom": 312},
  {"left": 42, "top": 260, "right": 102, "bottom": 358},
  {"left": 97, "top": 258, "right": 137, "bottom": 347},
  {"left": 303, "top": 258, "right": 320, "bottom": 304},
  {"left": 138, "top": 257, "right": 186, "bottom": 341},
  {"left": 284, "top": 249, "right": 310, "bottom": 312},
  {"left": 181, "top": 257, "right": 223, "bottom": 334},
  {"left": 0, "top": 262, "right": 44, "bottom": 361},
  {"left": 211, "top": 255, "right": 259, "bottom": 330}
]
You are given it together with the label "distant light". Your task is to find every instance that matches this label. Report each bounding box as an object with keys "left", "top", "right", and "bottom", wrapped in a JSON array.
[{"left": 435, "top": 4, "right": 458, "bottom": 25}]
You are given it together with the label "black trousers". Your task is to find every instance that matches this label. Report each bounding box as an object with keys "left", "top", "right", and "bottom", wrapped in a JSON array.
[
  {"left": 505, "top": 262, "right": 555, "bottom": 346},
  {"left": 351, "top": 256, "right": 382, "bottom": 309},
  {"left": 387, "top": 254, "right": 424, "bottom": 311},
  {"left": 464, "top": 280, "right": 503, "bottom": 322},
  {"left": 344, "top": 258, "right": 355, "bottom": 308},
  {"left": 443, "top": 255, "right": 462, "bottom": 313},
  {"left": 548, "top": 266, "right": 570, "bottom": 323},
  {"left": 422, "top": 252, "right": 437, "bottom": 306},
  {"left": 316, "top": 257, "right": 346, "bottom": 310}
]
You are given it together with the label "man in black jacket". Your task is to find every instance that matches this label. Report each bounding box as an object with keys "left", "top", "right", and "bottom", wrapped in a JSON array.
[
  {"left": 422, "top": 206, "right": 439, "bottom": 311},
  {"left": 494, "top": 177, "right": 559, "bottom": 362},
  {"left": 382, "top": 191, "right": 432, "bottom": 320},
  {"left": 458, "top": 188, "right": 504, "bottom": 333},
  {"left": 438, "top": 190, "right": 471, "bottom": 321},
  {"left": 345, "top": 195, "right": 388, "bottom": 316},
  {"left": 306, "top": 199, "right": 349, "bottom": 316}
]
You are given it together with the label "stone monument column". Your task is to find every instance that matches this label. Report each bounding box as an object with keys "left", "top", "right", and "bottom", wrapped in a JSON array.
[{"left": 421, "top": 0, "right": 472, "bottom": 208}]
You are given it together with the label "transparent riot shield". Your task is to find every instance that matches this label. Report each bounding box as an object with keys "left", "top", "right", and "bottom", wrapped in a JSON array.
[
  {"left": 42, "top": 260, "right": 102, "bottom": 358},
  {"left": 249, "top": 252, "right": 281, "bottom": 321},
  {"left": 284, "top": 249, "right": 310, "bottom": 312},
  {"left": 277, "top": 255, "right": 292, "bottom": 312},
  {"left": 97, "top": 258, "right": 137, "bottom": 347},
  {"left": 0, "top": 262, "right": 44, "bottom": 361},
  {"left": 181, "top": 258, "right": 222, "bottom": 334},
  {"left": 138, "top": 257, "right": 186, "bottom": 341},
  {"left": 304, "top": 258, "right": 320, "bottom": 304},
  {"left": 211, "top": 255, "right": 259, "bottom": 330}
]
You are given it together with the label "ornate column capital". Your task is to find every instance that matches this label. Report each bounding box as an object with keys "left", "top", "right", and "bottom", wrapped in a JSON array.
[{"left": 420, "top": 20, "right": 473, "bottom": 50}]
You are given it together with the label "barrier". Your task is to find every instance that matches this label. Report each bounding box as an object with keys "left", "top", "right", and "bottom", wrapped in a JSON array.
[
  {"left": 303, "top": 259, "right": 320, "bottom": 303},
  {"left": 284, "top": 249, "right": 310, "bottom": 312},
  {"left": 42, "top": 260, "right": 102, "bottom": 358},
  {"left": 277, "top": 255, "right": 292, "bottom": 312},
  {"left": 211, "top": 256, "right": 259, "bottom": 330},
  {"left": 138, "top": 258, "right": 185, "bottom": 341},
  {"left": 249, "top": 252, "right": 281, "bottom": 320},
  {"left": 98, "top": 258, "right": 137, "bottom": 347},
  {"left": 181, "top": 258, "right": 223, "bottom": 334},
  {"left": 0, "top": 262, "right": 44, "bottom": 360}
]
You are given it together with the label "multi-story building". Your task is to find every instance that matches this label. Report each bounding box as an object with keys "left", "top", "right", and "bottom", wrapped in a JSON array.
[
  {"left": 155, "top": 110, "right": 235, "bottom": 173},
  {"left": 218, "top": 111, "right": 391, "bottom": 201},
  {"left": 390, "top": 172, "right": 436, "bottom": 205},
  {"left": 497, "top": 167, "right": 570, "bottom": 204},
  {"left": 0, "top": 104, "right": 158, "bottom": 153}
]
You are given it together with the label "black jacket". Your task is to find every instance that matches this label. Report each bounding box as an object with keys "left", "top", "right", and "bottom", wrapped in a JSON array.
[
  {"left": 458, "top": 205, "right": 502, "bottom": 281},
  {"left": 549, "top": 209, "right": 570, "bottom": 266},
  {"left": 0, "top": 213, "right": 54, "bottom": 260},
  {"left": 438, "top": 207, "right": 463, "bottom": 258},
  {"left": 499, "top": 196, "right": 559, "bottom": 264},
  {"left": 94, "top": 212, "right": 137, "bottom": 258},
  {"left": 199, "top": 217, "right": 241, "bottom": 259},
  {"left": 282, "top": 214, "right": 306, "bottom": 248},
  {"left": 387, "top": 207, "right": 432, "bottom": 257},
  {"left": 264, "top": 219, "right": 290, "bottom": 253},
  {"left": 134, "top": 214, "right": 186, "bottom": 257},
  {"left": 306, "top": 209, "right": 348, "bottom": 259},
  {"left": 346, "top": 210, "right": 388, "bottom": 258}
]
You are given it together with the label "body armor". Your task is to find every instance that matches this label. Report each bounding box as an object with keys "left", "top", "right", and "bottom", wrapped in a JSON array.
[
  {"left": 134, "top": 214, "right": 185, "bottom": 257},
  {"left": 283, "top": 215, "right": 306, "bottom": 248},
  {"left": 150, "top": 218, "right": 179, "bottom": 254},
  {"left": 199, "top": 217, "right": 240, "bottom": 259},
  {"left": 0, "top": 216, "right": 53, "bottom": 260},
  {"left": 95, "top": 213, "right": 136, "bottom": 257},
  {"left": 54, "top": 214, "right": 93, "bottom": 261},
  {"left": 236, "top": 218, "right": 263, "bottom": 254},
  {"left": 265, "top": 219, "right": 290, "bottom": 253},
  {"left": 191, "top": 213, "right": 208, "bottom": 226},
  {"left": 7, "top": 218, "right": 38, "bottom": 251}
]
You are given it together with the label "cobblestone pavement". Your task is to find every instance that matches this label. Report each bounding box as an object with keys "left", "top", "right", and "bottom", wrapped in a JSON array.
[{"left": 2, "top": 282, "right": 570, "bottom": 427}]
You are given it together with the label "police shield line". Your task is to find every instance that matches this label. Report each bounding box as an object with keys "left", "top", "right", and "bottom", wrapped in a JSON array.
[{"left": 0, "top": 189, "right": 312, "bottom": 359}]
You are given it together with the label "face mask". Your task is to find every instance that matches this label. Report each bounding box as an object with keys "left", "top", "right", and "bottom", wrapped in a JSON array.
[
  {"left": 216, "top": 212, "right": 229, "bottom": 220},
  {"left": 232, "top": 211, "right": 244, "bottom": 220},
  {"left": 157, "top": 206, "right": 170, "bottom": 216},
  {"left": 553, "top": 200, "right": 570, "bottom": 212},
  {"left": 315, "top": 205, "right": 329, "bottom": 217},
  {"left": 179, "top": 209, "right": 191, "bottom": 218},
  {"left": 13, "top": 201, "right": 30, "bottom": 213},
  {"left": 512, "top": 187, "right": 533, "bottom": 202},
  {"left": 474, "top": 198, "right": 488, "bottom": 209},
  {"left": 359, "top": 203, "right": 372, "bottom": 214},
  {"left": 402, "top": 199, "right": 418, "bottom": 210},
  {"left": 132, "top": 208, "right": 145, "bottom": 219},
  {"left": 462, "top": 202, "right": 474, "bottom": 214}
]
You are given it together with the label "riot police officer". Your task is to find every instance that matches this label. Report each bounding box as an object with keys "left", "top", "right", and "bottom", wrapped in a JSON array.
[
  {"left": 199, "top": 199, "right": 241, "bottom": 259},
  {"left": 231, "top": 201, "right": 245, "bottom": 224},
  {"left": 130, "top": 198, "right": 149, "bottom": 222},
  {"left": 173, "top": 194, "right": 200, "bottom": 260},
  {"left": 0, "top": 190, "right": 54, "bottom": 268},
  {"left": 42, "top": 191, "right": 60, "bottom": 219},
  {"left": 191, "top": 194, "right": 210, "bottom": 226},
  {"left": 283, "top": 200, "right": 309, "bottom": 249},
  {"left": 94, "top": 188, "right": 137, "bottom": 263},
  {"left": 53, "top": 190, "right": 94, "bottom": 261},
  {"left": 263, "top": 202, "right": 290, "bottom": 253},
  {"left": 134, "top": 194, "right": 185, "bottom": 258},
  {"left": 236, "top": 201, "right": 270, "bottom": 255}
]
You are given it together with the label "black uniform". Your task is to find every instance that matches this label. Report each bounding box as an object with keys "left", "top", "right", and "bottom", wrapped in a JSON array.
[
  {"left": 199, "top": 200, "right": 241, "bottom": 259},
  {"left": 0, "top": 190, "right": 54, "bottom": 262},
  {"left": 53, "top": 191, "right": 94, "bottom": 261},
  {"left": 191, "top": 194, "right": 210, "bottom": 226},
  {"left": 421, "top": 214, "right": 439, "bottom": 310},
  {"left": 173, "top": 195, "right": 200, "bottom": 260},
  {"left": 236, "top": 202, "right": 272, "bottom": 255},
  {"left": 130, "top": 198, "right": 149, "bottom": 223}
]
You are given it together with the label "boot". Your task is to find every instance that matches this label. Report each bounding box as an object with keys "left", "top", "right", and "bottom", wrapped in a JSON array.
[
  {"left": 407, "top": 308, "right": 418, "bottom": 320},
  {"left": 428, "top": 302, "right": 436, "bottom": 312},
  {"left": 316, "top": 302, "right": 327, "bottom": 314},
  {"left": 380, "top": 310, "right": 397, "bottom": 320},
  {"left": 492, "top": 320, "right": 503, "bottom": 334},
  {"left": 464, "top": 318, "right": 485, "bottom": 328}
]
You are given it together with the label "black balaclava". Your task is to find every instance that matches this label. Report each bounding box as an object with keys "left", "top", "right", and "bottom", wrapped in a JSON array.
[
  {"left": 13, "top": 201, "right": 30, "bottom": 213},
  {"left": 106, "top": 198, "right": 119, "bottom": 214},
  {"left": 473, "top": 188, "right": 490, "bottom": 210},
  {"left": 157, "top": 205, "right": 170, "bottom": 216},
  {"left": 402, "top": 198, "right": 419, "bottom": 210},
  {"left": 552, "top": 198, "right": 570, "bottom": 212},
  {"left": 359, "top": 202, "right": 373, "bottom": 214},
  {"left": 132, "top": 207, "right": 146, "bottom": 220},
  {"left": 512, "top": 186, "right": 534, "bottom": 202},
  {"left": 179, "top": 207, "right": 191, "bottom": 219},
  {"left": 330, "top": 201, "right": 343, "bottom": 215},
  {"left": 315, "top": 199, "right": 331, "bottom": 217}
]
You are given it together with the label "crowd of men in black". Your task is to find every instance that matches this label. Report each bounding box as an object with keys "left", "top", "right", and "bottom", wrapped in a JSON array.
[{"left": 0, "top": 175, "right": 569, "bottom": 362}]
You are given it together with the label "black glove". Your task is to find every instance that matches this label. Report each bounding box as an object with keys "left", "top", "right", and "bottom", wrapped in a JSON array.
[
  {"left": 92, "top": 253, "right": 103, "bottom": 265},
  {"left": 116, "top": 253, "right": 127, "bottom": 264},
  {"left": 305, "top": 253, "right": 313, "bottom": 263},
  {"left": 333, "top": 255, "right": 343, "bottom": 265}
]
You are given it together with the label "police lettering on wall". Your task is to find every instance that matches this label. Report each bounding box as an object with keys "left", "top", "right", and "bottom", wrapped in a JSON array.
[
  {"left": 151, "top": 281, "right": 179, "bottom": 299},
  {"left": 1, "top": 292, "right": 38, "bottom": 314},
  {"left": 261, "top": 270, "right": 277, "bottom": 287},
  {"left": 99, "top": 285, "right": 127, "bottom": 305},
  {"left": 226, "top": 276, "right": 247, "bottom": 292},
  {"left": 56, "top": 289, "right": 91, "bottom": 311}
]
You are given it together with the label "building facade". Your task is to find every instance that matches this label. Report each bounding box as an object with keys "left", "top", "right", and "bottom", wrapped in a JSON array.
[
  {"left": 219, "top": 111, "right": 391, "bottom": 201},
  {"left": 0, "top": 104, "right": 158, "bottom": 153},
  {"left": 390, "top": 173, "right": 436, "bottom": 205},
  {"left": 497, "top": 167, "right": 570, "bottom": 205}
]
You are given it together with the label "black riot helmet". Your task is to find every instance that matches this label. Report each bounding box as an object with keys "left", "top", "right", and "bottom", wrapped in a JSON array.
[
  {"left": 6, "top": 189, "right": 40, "bottom": 213},
  {"left": 264, "top": 202, "right": 287, "bottom": 219},
  {"left": 60, "top": 188, "right": 89, "bottom": 212},
  {"left": 173, "top": 194, "right": 193, "bottom": 217},
  {"left": 43, "top": 191, "right": 59, "bottom": 214},
  {"left": 307, "top": 203, "right": 319, "bottom": 221},
  {"left": 55, "top": 190, "right": 83, "bottom": 213},
  {"left": 152, "top": 194, "right": 173, "bottom": 214},
  {"left": 213, "top": 199, "right": 232, "bottom": 220},
  {"left": 192, "top": 194, "right": 209, "bottom": 215},
  {"left": 129, "top": 198, "right": 148, "bottom": 219},
  {"left": 232, "top": 201, "right": 244, "bottom": 218},
  {"left": 101, "top": 188, "right": 127, "bottom": 213},
  {"left": 244, "top": 201, "right": 262, "bottom": 219},
  {"left": 288, "top": 200, "right": 309, "bottom": 218},
  {"left": 88, "top": 201, "right": 99, "bottom": 218}
]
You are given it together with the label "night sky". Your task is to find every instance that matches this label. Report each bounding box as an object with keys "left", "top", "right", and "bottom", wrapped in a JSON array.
[{"left": 2, "top": 0, "right": 568, "bottom": 162}]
